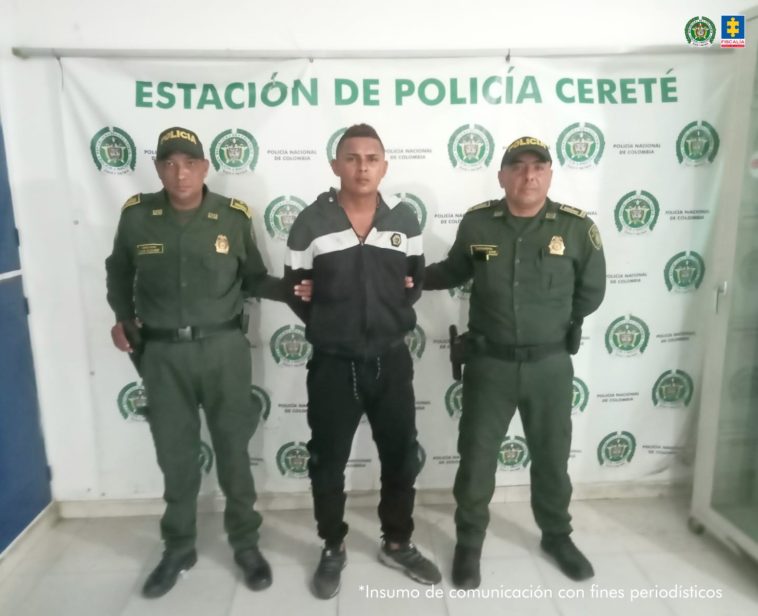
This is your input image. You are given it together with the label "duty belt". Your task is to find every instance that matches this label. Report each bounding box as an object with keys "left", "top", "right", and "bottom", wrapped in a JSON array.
[
  {"left": 483, "top": 339, "right": 566, "bottom": 362},
  {"left": 142, "top": 316, "right": 241, "bottom": 342}
]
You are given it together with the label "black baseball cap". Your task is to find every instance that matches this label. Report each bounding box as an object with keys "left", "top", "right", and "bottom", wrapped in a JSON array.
[
  {"left": 500, "top": 136, "right": 551, "bottom": 167},
  {"left": 155, "top": 127, "right": 204, "bottom": 160}
]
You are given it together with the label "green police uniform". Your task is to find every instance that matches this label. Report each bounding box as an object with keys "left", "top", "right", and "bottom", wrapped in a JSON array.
[
  {"left": 105, "top": 187, "right": 268, "bottom": 556},
  {"left": 425, "top": 197, "right": 605, "bottom": 549}
]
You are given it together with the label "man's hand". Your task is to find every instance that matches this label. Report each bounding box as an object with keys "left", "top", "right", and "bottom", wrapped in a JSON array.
[
  {"left": 294, "top": 279, "right": 313, "bottom": 302},
  {"left": 405, "top": 276, "right": 414, "bottom": 289},
  {"left": 111, "top": 321, "right": 133, "bottom": 352}
]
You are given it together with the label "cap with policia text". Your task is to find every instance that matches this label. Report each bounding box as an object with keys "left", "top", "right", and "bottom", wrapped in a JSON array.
[
  {"left": 500, "top": 136, "right": 551, "bottom": 167},
  {"left": 155, "top": 127, "right": 205, "bottom": 160}
]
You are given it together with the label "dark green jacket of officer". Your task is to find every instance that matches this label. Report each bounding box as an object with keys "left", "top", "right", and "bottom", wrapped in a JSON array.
[
  {"left": 106, "top": 188, "right": 268, "bottom": 329},
  {"left": 425, "top": 197, "right": 606, "bottom": 346}
]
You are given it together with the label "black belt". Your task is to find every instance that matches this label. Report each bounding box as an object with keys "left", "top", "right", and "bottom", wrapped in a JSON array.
[
  {"left": 142, "top": 316, "right": 241, "bottom": 342},
  {"left": 482, "top": 340, "right": 566, "bottom": 362}
]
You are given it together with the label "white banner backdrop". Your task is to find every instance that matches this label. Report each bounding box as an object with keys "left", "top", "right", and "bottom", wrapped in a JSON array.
[{"left": 59, "top": 55, "right": 731, "bottom": 499}]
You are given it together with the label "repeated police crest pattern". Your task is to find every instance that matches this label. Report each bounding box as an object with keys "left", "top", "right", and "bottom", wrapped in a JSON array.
[{"left": 63, "top": 54, "right": 726, "bottom": 498}]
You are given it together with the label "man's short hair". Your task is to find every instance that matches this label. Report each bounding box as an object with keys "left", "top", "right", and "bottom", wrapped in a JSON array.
[{"left": 335, "top": 124, "right": 385, "bottom": 157}]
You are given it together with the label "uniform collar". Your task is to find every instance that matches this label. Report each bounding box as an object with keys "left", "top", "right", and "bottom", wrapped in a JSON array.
[
  {"left": 497, "top": 197, "right": 553, "bottom": 221},
  {"left": 161, "top": 185, "right": 214, "bottom": 226}
]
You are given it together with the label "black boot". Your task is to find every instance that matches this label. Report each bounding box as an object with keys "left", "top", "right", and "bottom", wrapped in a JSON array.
[
  {"left": 540, "top": 534, "right": 594, "bottom": 581},
  {"left": 234, "top": 546, "right": 273, "bottom": 591},
  {"left": 452, "top": 544, "right": 481, "bottom": 589},
  {"left": 142, "top": 550, "right": 197, "bottom": 598}
]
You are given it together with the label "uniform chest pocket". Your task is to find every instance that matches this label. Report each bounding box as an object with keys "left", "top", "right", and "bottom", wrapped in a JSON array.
[
  {"left": 202, "top": 253, "right": 239, "bottom": 296},
  {"left": 135, "top": 254, "right": 168, "bottom": 296},
  {"left": 541, "top": 254, "right": 574, "bottom": 294}
]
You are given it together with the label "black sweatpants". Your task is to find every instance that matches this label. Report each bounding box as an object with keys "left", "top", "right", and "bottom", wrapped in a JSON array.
[{"left": 306, "top": 343, "right": 420, "bottom": 546}]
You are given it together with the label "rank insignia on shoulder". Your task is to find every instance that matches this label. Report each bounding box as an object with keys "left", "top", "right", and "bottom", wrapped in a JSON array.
[
  {"left": 208, "top": 212, "right": 219, "bottom": 220},
  {"left": 215, "top": 234, "right": 230, "bottom": 254},
  {"left": 548, "top": 235, "right": 565, "bottom": 255},
  {"left": 230, "top": 198, "right": 251, "bottom": 218},
  {"left": 470, "top": 244, "right": 499, "bottom": 261},
  {"left": 467, "top": 200, "right": 496, "bottom": 213},
  {"left": 122, "top": 194, "right": 141, "bottom": 210},
  {"left": 558, "top": 204, "right": 587, "bottom": 219}
]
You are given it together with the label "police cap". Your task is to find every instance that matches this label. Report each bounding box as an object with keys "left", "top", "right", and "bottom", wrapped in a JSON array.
[
  {"left": 500, "top": 136, "right": 551, "bottom": 167},
  {"left": 156, "top": 127, "right": 204, "bottom": 160}
]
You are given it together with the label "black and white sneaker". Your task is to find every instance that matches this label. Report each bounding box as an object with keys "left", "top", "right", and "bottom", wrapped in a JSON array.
[{"left": 378, "top": 540, "right": 441, "bottom": 585}]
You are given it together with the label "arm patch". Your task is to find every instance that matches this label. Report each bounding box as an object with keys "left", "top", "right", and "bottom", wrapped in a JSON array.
[
  {"left": 230, "top": 198, "right": 251, "bottom": 219},
  {"left": 589, "top": 224, "right": 603, "bottom": 250}
]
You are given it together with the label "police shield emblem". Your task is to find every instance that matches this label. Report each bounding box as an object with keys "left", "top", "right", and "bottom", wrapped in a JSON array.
[
  {"left": 548, "top": 236, "right": 565, "bottom": 255},
  {"left": 215, "top": 234, "right": 230, "bottom": 254}
]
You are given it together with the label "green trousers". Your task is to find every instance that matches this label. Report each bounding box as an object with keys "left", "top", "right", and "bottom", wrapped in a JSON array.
[
  {"left": 454, "top": 352, "right": 574, "bottom": 549},
  {"left": 141, "top": 329, "right": 261, "bottom": 555}
]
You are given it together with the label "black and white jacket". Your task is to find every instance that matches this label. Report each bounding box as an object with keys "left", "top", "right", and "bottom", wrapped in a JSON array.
[{"left": 284, "top": 188, "right": 424, "bottom": 358}]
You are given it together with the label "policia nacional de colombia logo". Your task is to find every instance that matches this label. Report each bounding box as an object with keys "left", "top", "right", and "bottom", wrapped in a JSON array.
[
  {"left": 605, "top": 315, "right": 650, "bottom": 356},
  {"left": 276, "top": 441, "right": 310, "bottom": 477},
  {"left": 571, "top": 377, "right": 589, "bottom": 414},
  {"left": 685, "top": 16, "right": 716, "bottom": 47},
  {"left": 117, "top": 381, "right": 148, "bottom": 421},
  {"left": 676, "top": 121, "right": 719, "bottom": 166},
  {"left": 199, "top": 440, "right": 214, "bottom": 474},
  {"left": 444, "top": 381, "right": 463, "bottom": 419},
  {"left": 417, "top": 443, "right": 427, "bottom": 473},
  {"left": 264, "top": 196, "right": 307, "bottom": 240},
  {"left": 652, "top": 370, "right": 694, "bottom": 408},
  {"left": 614, "top": 190, "right": 659, "bottom": 234},
  {"left": 90, "top": 127, "right": 136, "bottom": 174},
  {"left": 326, "top": 127, "right": 348, "bottom": 161},
  {"left": 270, "top": 325, "right": 312, "bottom": 366},
  {"left": 498, "top": 436, "right": 530, "bottom": 471},
  {"left": 664, "top": 251, "right": 705, "bottom": 292},
  {"left": 448, "top": 124, "right": 495, "bottom": 170},
  {"left": 597, "top": 431, "right": 636, "bottom": 466},
  {"left": 250, "top": 385, "right": 272, "bottom": 421},
  {"left": 394, "top": 192, "right": 428, "bottom": 230},
  {"left": 556, "top": 122, "right": 604, "bottom": 169},
  {"left": 404, "top": 324, "right": 426, "bottom": 360},
  {"left": 210, "top": 129, "right": 259, "bottom": 174}
]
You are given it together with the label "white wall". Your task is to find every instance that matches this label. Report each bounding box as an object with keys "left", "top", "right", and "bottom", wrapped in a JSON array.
[{"left": 0, "top": 0, "right": 755, "bottom": 503}]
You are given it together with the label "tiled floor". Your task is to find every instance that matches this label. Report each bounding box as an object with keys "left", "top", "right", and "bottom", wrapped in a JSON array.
[{"left": 1, "top": 496, "right": 757, "bottom": 615}]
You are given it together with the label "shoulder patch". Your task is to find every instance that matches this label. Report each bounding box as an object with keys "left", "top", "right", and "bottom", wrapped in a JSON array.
[
  {"left": 122, "top": 194, "right": 141, "bottom": 210},
  {"left": 589, "top": 223, "right": 603, "bottom": 250},
  {"left": 467, "top": 200, "right": 496, "bottom": 213},
  {"left": 559, "top": 204, "right": 587, "bottom": 219},
  {"left": 229, "top": 198, "right": 251, "bottom": 219}
]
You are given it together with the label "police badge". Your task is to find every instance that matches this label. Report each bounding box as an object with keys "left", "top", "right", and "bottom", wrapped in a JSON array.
[
  {"left": 215, "top": 234, "right": 230, "bottom": 254},
  {"left": 548, "top": 236, "right": 565, "bottom": 255}
]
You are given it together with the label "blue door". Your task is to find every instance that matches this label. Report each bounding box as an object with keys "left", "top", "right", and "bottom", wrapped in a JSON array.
[{"left": 0, "top": 120, "right": 51, "bottom": 552}]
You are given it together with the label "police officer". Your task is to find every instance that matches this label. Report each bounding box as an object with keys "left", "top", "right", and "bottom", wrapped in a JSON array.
[
  {"left": 424, "top": 136, "right": 606, "bottom": 588},
  {"left": 105, "top": 127, "right": 273, "bottom": 598}
]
